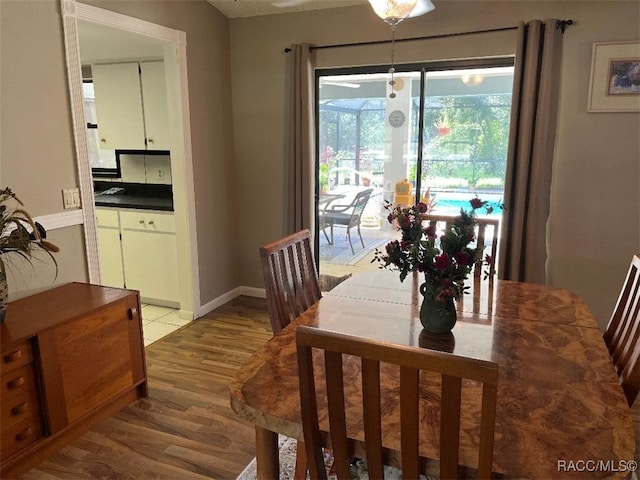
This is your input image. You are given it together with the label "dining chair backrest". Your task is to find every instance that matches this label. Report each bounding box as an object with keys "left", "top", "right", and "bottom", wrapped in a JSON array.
[
  {"left": 421, "top": 213, "right": 500, "bottom": 278},
  {"left": 296, "top": 326, "right": 499, "bottom": 480},
  {"left": 604, "top": 254, "right": 640, "bottom": 406},
  {"left": 259, "top": 229, "right": 322, "bottom": 334}
]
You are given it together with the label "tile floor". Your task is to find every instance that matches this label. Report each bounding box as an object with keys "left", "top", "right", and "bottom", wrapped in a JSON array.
[{"left": 141, "top": 304, "right": 192, "bottom": 347}]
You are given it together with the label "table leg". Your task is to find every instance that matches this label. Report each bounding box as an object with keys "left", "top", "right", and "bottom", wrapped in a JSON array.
[{"left": 255, "top": 426, "right": 279, "bottom": 479}]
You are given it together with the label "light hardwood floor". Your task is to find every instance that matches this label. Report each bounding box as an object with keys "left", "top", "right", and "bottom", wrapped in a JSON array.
[
  {"left": 21, "top": 296, "right": 273, "bottom": 480},
  {"left": 18, "top": 295, "right": 640, "bottom": 479}
]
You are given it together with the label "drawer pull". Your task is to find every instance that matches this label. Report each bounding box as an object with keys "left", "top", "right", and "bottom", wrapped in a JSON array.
[
  {"left": 148, "top": 220, "right": 154, "bottom": 225},
  {"left": 15, "top": 427, "right": 33, "bottom": 442},
  {"left": 7, "top": 376, "right": 25, "bottom": 389},
  {"left": 139, "top": 220, "right": 145, "bottom": 224},
  {"left": 128, "top": 307, "right": 138, "bottom": 320},
  {"left": 4, "top": 349, "right": 22, "bottom": 363},
  {"left": 11, "top": 402, "right": 28, "bottom": 415}
]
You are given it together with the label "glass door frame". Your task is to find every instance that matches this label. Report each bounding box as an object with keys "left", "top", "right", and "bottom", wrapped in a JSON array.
[{"left": 314, "top": 56, "right": 515, "bottom": 265}]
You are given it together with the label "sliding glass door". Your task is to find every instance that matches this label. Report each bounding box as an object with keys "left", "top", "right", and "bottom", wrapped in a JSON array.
[{"left": 316, "top": 62, "right": 514, "bottom": 278}]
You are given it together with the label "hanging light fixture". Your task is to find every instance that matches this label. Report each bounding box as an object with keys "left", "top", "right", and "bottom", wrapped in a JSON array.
[{"left": 368, "top": 0, "right": 436, "bottom": 98}]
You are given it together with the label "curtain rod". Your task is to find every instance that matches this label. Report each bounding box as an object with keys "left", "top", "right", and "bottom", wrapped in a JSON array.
[{"left": 283, "top": 20, "right": 573, "bottom": 53}]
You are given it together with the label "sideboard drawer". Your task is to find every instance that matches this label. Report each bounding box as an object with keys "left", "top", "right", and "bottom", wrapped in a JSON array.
[
  {"left": 1, "top": 341, "right": 34, "bottom": 374},
  {"left": 1, "top": 370, "right": 41, "bottom": 427},
  {"left": 1, "top": 364, "right": 38, "bottom": 400},
  {"left": 0, "top": 414, "right": 44, "bottom": 460}
]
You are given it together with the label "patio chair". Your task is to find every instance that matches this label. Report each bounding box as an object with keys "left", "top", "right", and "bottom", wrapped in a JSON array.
[{"left": 319, "top": 188, "right": 373, "bottom": 255}]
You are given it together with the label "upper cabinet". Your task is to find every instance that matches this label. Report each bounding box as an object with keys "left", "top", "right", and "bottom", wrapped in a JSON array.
[{"left": 92, "top": 61, "right": 170, "bottom": 151}]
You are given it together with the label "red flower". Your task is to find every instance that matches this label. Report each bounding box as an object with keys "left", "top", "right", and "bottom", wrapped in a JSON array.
[
  {"left": 434, "top": 254, "right": 450, "bottom": 271},
  {"left": 387, "top": 213, "right": 394, "bottom": 224},
  {"left": 485, "top": 254, "right": 494, "bottom": 265},
  {"left": 454, "top": 250, "right": 473, "bottom": 266},
  {"left": 470, "top": 197, "right": 486, "bottom": 209},
  {"left": 416, "top": 202, "right": 428, "bottom": 213},
  {"left": 424, "top": 225, "right": 437, "bottom": 238}
]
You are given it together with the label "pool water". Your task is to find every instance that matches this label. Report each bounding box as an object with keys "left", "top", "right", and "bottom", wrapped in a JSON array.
[{"left": 431, "top": 197, "right": 503, "bottom": 216}]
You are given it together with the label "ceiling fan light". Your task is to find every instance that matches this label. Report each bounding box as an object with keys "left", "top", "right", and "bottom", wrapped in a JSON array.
[{"left": 368, "top": 0, "right": 419, "bottom": 27}]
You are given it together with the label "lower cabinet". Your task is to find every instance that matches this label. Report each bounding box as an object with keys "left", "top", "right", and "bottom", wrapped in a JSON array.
[
  {"left": 120, "top": 210, "right": 180, "bottom": 305},
  {"left": 95, "top": 207, "right": 179, "bottom": 306},
  {"left": 0, "top": 283, "right": 147, "bottom": 477},
  {"left": 96, "top": 207, "right": 125, "bottom": 289}
]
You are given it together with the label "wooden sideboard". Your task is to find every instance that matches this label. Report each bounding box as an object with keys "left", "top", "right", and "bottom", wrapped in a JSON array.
[{"left": 0, "top": 282, "right": 148, "bottom": 477}]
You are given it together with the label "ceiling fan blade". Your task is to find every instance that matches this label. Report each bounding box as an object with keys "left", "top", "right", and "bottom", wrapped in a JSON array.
[
  {"left": 272, "top": 0, "right": 310, "bottom": 7},
  {"left": 409, "top": 0, "right": 436, "bottom": 17}
]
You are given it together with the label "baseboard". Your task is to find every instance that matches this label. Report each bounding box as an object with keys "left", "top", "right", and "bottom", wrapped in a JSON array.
[{"left": 197, "top": 286, "right": 266, "bottom": 318}]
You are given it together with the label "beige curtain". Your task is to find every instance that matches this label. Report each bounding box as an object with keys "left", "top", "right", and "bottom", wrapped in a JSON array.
[
  {"left": 498, "top": 20, "right": 563, "bottom": 284},
  {"left": 287, "top": 44, "right": 316, "bottom": 234}
]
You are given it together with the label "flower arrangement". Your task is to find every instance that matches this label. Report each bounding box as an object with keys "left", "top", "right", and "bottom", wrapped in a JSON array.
[
  {"left": 373, "top": 197, "right": 500, "bottom": 302},
  {"left": 1, "top": 187, "right": 59, "bottom": 278}
]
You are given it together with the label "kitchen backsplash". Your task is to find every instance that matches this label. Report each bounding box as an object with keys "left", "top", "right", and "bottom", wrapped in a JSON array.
[{"left": 94, "top": 153, "right": 172, "bottom": 185}]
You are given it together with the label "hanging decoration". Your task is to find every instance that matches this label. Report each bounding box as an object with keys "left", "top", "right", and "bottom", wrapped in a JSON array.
[{"left": 368, "top": 0, "right": 436, "bottom": 98}]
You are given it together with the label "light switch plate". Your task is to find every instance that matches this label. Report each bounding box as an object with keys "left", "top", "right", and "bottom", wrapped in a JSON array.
[{"left": 62, "top": 188, "right": 81, "bottom": 209}]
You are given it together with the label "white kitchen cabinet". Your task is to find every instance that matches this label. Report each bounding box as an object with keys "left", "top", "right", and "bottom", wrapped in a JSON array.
[
  {"left": 92, "top": 61, "right": 169, "bottom": 151},
  {"left": 119, "top": 210, "right": 179, "bottom": 306},
  {"left": 139, "top": 62, "right": 170, "bottom": 151},
  {"left": 95, "top": 208, "right": 125, "bottom": 289}
]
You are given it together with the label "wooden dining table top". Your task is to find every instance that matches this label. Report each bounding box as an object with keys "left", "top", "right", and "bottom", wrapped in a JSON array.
[{"left": 229, "top": 270, "right": 636, "bottom": 479}]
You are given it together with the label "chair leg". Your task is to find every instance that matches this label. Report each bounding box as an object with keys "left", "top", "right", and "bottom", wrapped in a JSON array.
[
  {"left": 321, "top": 226, "right": 330, "bottom": 244},
  {"left": 346, "top": 228, "right": 355, "bottom": 255},
  {"left": 357, "top": 224, "right": 365, "bottom": 248},
  {"left": 294, "top": 440, "right": 307, "bottom": 480},
  {"left": 329, "top": 224, "right": 334, "bottom": 245}
]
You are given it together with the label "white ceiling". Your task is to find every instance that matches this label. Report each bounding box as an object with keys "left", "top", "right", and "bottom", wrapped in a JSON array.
[{"left": 206, "top": 0, "right": 368, "bottom": 18}]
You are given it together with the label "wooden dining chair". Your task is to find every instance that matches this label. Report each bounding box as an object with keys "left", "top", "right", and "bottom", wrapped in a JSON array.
[
  {"left": 604, "top": 254, "right": 640, "bottom": 407},
  {"left": 259, "top": 229, "right": 322, "bottom": 479},
  {"left": 296, "top": 326, "right": 499, "bottom": 480},
  {"left": 259, "top": 229, "right": 322, "bottom": 334},
  {"left": 421, "top": 213, "right": 500, "bottom": 278}
]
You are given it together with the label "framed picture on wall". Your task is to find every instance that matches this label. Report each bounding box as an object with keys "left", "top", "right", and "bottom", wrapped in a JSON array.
[{"left": 588, "top": 41, "right": 640, "bottom": 112}]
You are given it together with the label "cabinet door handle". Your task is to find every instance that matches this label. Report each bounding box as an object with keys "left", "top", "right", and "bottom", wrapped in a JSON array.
[
  {"left": 4, "top": 349, "right": 22, "bottom": 364},
  {"left": 100, "top": 138, "right": 106, "bottom": 143},
  {"left": 147, "top": 138, "right": 154, "bottom": 144},
  {"left": 15, "top": 426, "right": 33, "bottom": 442},
  {"left": 128, "top": 307, "right": 138, "bottom": 320},
  {"left": 11, "top": 402, "right": 28, "bottom": 416},
  {"left": 7, "top": 376, "right": 25, "bottom": 389}
]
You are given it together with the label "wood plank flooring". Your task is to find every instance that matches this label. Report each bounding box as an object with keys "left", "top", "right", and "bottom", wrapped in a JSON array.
[
  {"left": 15, "top": 294, "right": 640, "bottom": 479},
  {"left": 20, "top": 296, "right": 273, "bottom": 480}
]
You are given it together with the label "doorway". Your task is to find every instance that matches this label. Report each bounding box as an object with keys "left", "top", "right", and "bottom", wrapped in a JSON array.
[
  {"left": 60, "top": 0, "right": 199, "bottom": 319},
  {"left": 316, "top": 61, "right": 514, "bottom": 278}
]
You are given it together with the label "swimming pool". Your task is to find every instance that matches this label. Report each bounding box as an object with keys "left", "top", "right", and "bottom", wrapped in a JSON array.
[{"left": 430, "top": 196, "right": 504, "bottom": 216}]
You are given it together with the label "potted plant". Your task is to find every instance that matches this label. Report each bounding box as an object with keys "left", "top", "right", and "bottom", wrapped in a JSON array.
[
  {"left": 372, "top": 197, "right": 500, "bottom": 333},
  {"left": 435, "top": 111, "right": 452, "bottom": 136},
  {"left": 1, "top": 187, "right": 59, "bottom": 323}
]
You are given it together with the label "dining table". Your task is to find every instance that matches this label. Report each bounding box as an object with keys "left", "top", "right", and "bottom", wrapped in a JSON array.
[{"left": 229, "top": 270, "right": 636, "bottom": 479}]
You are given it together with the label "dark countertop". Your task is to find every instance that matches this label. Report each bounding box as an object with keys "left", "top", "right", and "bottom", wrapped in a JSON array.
[
  {"left": 93, "top": 181, "right": 173, "bottom": 211},
  {"left": 94, "top": 194, "right": 173, "bottom": 211}
]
